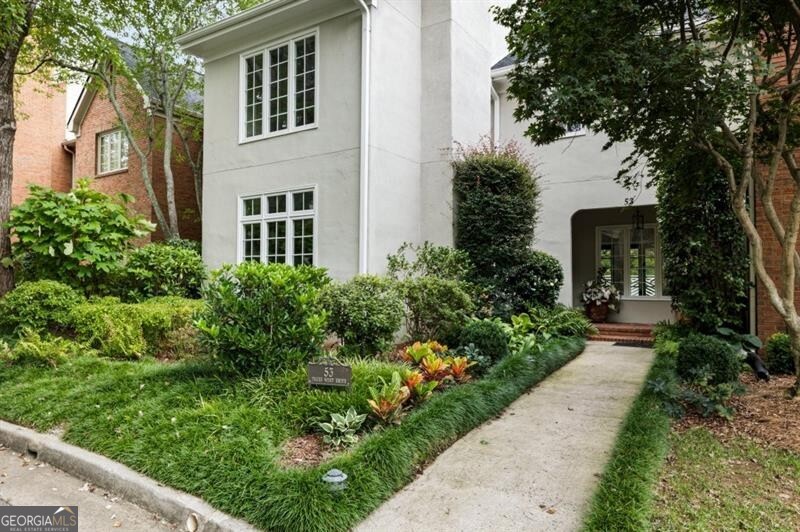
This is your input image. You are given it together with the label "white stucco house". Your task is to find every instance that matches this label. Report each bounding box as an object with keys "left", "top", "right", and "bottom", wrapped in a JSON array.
[{"left": 177, "top": 0, "right": 673, "bottom": 324}]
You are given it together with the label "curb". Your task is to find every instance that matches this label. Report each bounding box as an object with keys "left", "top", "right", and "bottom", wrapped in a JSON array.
[{"left": 0, "top": 420, "right": 259, "bottom": 532}]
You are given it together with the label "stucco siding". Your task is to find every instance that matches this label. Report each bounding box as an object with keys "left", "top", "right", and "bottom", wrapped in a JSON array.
[{"left": 201, "top": 11, "right": 362, "bottom": 277}]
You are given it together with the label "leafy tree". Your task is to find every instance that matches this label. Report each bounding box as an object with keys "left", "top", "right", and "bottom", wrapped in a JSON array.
[
  {"left": 9, "top": 180, "right": 154, "bottom": 293},
  {"left": 58, "top": 0, "right": 255, "bottom": 239},
  {"left": 495, "top": 1, "right": 800, "bottom": 394},
  {"left": 0, "top": 0, "right": 112, "bottom": 294}
]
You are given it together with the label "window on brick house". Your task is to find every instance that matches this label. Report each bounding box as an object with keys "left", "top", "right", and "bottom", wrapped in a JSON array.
[
  {"left": 97, "top": 129, "right": 129, "bottom": 174},
  {"left": 239, "top": 188, "right": 315, "bottom": 265},
  {"left": 241, "top": 31, "right": 317, "bottom": 141}
]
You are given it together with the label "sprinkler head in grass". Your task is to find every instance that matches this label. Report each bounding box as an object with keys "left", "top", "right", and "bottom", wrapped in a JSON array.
[{"left": 322, "top": 468, "right": 348, "bottom": 492}]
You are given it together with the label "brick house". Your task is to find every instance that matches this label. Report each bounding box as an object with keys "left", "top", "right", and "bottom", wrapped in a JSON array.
[
  {"left": 67, "top": 53, "right": 202, "bottom": 242},
  {"left": 67, "top": 77, "right": 202, "bottom": 242},
  {"left": 12, "top": 77, "right": 75, "bottom": 203}
]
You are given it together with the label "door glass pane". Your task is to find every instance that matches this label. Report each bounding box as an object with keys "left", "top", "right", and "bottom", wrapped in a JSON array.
[
  {"left": 599, "top": 228, "right": 624, "bottom": 295},
  {"left": 629, "top": 227, "right": 656, "bottom": 296}
]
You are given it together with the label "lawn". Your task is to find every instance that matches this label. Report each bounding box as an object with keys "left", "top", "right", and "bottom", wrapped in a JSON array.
[
  {"left": 653, "top": 428, "right": 800, "bottom": 531},
  {"left": 0, "top": 336, "right": 585, "bottom": 531}
]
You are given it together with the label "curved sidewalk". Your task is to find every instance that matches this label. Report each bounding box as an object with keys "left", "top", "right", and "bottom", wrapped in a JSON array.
[{"left": 357, "top": 341, "right": 655, "bottom": 532}]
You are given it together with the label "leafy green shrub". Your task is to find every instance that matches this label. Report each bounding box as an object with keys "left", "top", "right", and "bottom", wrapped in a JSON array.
[
  {"left": 458, "top": 319, "right": 510, "bottom": 363},
  {"left": 766, "top": 333, "right": 794, "bottom": 375},
  {"left": 676, "top": 333, "right": 742, "bottom": 385},
  {"left": 657, "top": 148, "right": 748, "bottom": 332},
  {"left": 387, "top": 241, "right": 473, "bottom": 282},
  {"left": 0, "top": 280, "right": 84, "bottom": 334},
  {"left": 198, "top": 262, "right": 329, "bottom": 374},
  {"left": 400, "top": 276, "right": 475, "bottom": 342},
  {"left": 320, "top": 275, "right": 404, "bottom": 355},
  {"left": 116, "top": 243, "right": 206, "bottom": 301},
  {"left": 8, "top": 180, "right": 154, "bottom": 293},
  {"left": 526, "top": 305, "right": 596, "bottom": 337},
  {"left": 68, "top": 297, "right": 202, "bottom": 359},
  {"left": 489, "top": 250, "right": 564, "bottom": 316},
  {"left": 0, "top": 329, "right": 85, "bottom": 367},
  {"left": 164, "top": 238, "right": 201, "bottom": 254},
  {"left": 367, "top": 371, "right": 410, "bottom": 425}
]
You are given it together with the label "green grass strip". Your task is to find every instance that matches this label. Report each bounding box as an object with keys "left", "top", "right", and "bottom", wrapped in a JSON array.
[
  {"left": 0, "top": 337, "right": 584, "bottom": 531},
  {"left": 582, "top": 352, "right": 672, "bottom": 531}
]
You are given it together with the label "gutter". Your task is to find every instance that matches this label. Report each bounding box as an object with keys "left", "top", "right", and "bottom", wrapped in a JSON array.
[{"left": 354, "top": 0, "right": 375, "bottom": 274}]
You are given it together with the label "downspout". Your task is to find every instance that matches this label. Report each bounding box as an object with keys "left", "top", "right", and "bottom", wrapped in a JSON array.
[
  {"left": 354, "top": 0, "right": 373, "bottom": 274},
  {"left": 490, "top": 83, "right": 500, "bottom": 147}
]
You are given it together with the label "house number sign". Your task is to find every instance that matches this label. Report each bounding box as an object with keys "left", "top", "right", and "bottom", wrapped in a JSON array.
[{"left": 308, "top": 358, "right": 352, "bottom": 388}]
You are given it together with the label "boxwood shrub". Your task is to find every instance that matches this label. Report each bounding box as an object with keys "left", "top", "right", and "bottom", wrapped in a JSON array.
[
  {"left": 766, "top": 332, "right": 795, "bottom": 375},
  {"left": 458, "top": 318, "right": 510, "bottom": 363},
  {"left": 400, "top": 276, "right": 475, "bottom": 343},
  {"left": 0, "top": 280, "right": 85, "bottom": 334},
  {"left": 676, "top": 333, "right": 742, "bottom": 385},
  {"left": 198, "top": 262, "right": 330, "bottom": 374}
]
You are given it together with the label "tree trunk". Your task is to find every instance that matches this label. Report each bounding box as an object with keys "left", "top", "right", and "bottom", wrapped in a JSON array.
[
  {"left": 788, "top": 326, "right": 800, "bottom": 397},
  {"left": 162, "top": 103, "right": 180, "bottom": 239},
  {"left": 0, "top": 3, "right": 32, "bottom": 296},
  {"left": 0, "top": 58, "right": 17, "bottom": 295}
]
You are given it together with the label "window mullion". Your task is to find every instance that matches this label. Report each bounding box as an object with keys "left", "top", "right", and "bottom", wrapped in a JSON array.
[{"left": 288, "top": 40, "right": 296, "bottom": 131}]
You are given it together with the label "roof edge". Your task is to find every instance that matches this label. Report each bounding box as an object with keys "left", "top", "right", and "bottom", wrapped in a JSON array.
[{"left": 176, "top": 0, "right": 308, "bottom": 51}]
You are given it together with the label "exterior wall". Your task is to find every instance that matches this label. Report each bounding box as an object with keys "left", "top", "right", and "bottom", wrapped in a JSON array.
[
  {"left": 754, "top": 167, "right": 798, "bottom": 341},
  {"left": 13, "top": 78, "right": 72, "bottom": 203},
  {"left": 200, "top": 9, "right": 362, "bottom": 279},
  {"left": 495, "top": 80, "right": 672, "bottom": 323},
  {"left": 72, "top": 80, "right": 201, "bottom": 243},
  {"left": 367, "top": 0, "right": 423, "bottom": 271},
  {"left": 419, "top": 0, "right": 501, "bottom": 247}
]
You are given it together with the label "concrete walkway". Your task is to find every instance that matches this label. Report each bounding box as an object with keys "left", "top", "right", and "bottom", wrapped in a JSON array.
[
  {"left": 0, "top": 445, "right": 176, "bottom": 531},
  {"left": 357, "top": 341, "right": 655, "bottom": 532}
]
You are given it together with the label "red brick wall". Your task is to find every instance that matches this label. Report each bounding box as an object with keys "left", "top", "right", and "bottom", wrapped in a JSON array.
[
  {"left": 72, "top": 80, "right": 201, "bottom": 243},
  {"left": 754, "top": 164, "right": 800, "bottom": 341},
  {"left": 13, "top": 78, "right": 72, "bottom": 203}
]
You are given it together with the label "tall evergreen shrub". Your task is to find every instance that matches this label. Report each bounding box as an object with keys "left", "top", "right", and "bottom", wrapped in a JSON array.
[
  {"left": 454, "top": 141, "right": 560, "bottom": 314},
  {"left": 656, "top": 149, "right": 748, "bottom": 332}
]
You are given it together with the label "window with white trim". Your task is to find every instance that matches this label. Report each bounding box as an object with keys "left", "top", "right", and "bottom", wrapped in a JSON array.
[
  {"left": 242, "top": 32, "right": 316, "bottom": 140},
  {"left": 559, "top": 123, "right": 587, "bottom": 139},
  {"left": 97, "top": 129, "right": 129, "bottom": 174},
  {"left": 597, "top": 224, "right": 665, "bottom": 298},
  {"left": 239, "top": 189, "right": 315, "bottom": 265}
]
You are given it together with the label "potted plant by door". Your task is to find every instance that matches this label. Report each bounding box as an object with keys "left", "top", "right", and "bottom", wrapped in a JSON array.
[{"left": 581, "top": 268, "right": 620, "bottom": 323}]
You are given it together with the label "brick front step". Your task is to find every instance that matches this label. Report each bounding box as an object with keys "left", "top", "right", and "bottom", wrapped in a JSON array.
[{"left": 589, "top": 322, "right": 654, "bottom": 346}]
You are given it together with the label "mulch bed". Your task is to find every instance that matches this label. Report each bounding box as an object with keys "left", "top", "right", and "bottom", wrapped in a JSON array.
[
  {"left": 675, "top": 373, "right": 800, "bottom": 453},
  {"left": 279, "top": 434, "right": 332, "bottom": 468}
]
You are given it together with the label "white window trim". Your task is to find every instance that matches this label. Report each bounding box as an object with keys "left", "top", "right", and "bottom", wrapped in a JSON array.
[
  {"left": 96, "top": 129, "right": 129, "bottom": 176},
  {"left": 558, "top": 124, "right": 587, "bottom": 140},
  {"left": 237, "top": 185, "right": 319, "bottom": 266},
  {"left": 595, "top": 223, "right": 669, "bottom": 301},
  {"left": 238, "top": 28, "right": 320, "bottom": 144}
]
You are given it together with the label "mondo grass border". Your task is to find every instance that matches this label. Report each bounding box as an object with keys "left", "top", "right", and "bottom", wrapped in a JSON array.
[
  {"left": 582, "top": 351, "right": 673, "bottom": 531},
  {"left": 250, "top": 336, "right": 586, "bottom": 532}
]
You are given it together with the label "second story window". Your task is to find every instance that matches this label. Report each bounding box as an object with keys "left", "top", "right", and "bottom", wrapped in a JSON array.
[
  {"left": 97, "top": 129, "right": 129, "bottom": 175},
  {"left": 242, "top": 31, "right": 317, "bottom": 141}
]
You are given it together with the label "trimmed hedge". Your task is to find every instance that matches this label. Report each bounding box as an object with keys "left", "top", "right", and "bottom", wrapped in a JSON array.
[
  {"left": 68, "top": 297, "right": 203, "bottom": 359},
  {"left": 676, "top": 333, "right": 741, "bottom": 385},
  {"left": 458, "top": 318, "right": 510, "bottom": 363},
  {"left": 0, "top": 280, "right": 85, "bottom": 334},
  {"left": 253, "top": 336, "right": 585, "bottom": 531},
  {"left": 116, "top": 243, "right": 206, "bottom": 301}
]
